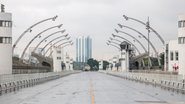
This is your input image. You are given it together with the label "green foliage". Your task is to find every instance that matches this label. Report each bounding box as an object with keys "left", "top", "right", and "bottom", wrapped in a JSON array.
[
  {"left": 103, "top": 61, "right": 109, "bottom": 70},
  {"left": 87, "top": 58, "right": 99, "bottom": 71},
  {"left": 159, "top": 52, "right": 164, "bottom": 65}
]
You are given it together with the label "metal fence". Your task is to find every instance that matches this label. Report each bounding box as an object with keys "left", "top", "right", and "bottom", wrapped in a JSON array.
[
  {"left": 0, "top": 71, "right": 80, "bottom": 95},
  {"left": 101, "top": 70, "right": 185, "bottom": 93}
]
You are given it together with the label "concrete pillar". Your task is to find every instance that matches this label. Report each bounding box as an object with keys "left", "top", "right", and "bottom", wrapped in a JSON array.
[
  {"left": 52, "top": 46, "right": 62, "bottom": 72},
  {"left": 69, "top": 58, "right": 73, "bottom": 70},
  {"left": 126, "top": 51, "right": 129, "bottom": 72},
  {"left": 108, "top": 59, "right": 112, "bottom": 71},
  {"left": 99, "top": 60, "right": 103, "bottom": 70},
  {"left": 112, "top": 56, "right": 117, "bottom": 71},
  {"left": 120, "top": 50, "right": 126, "bottom": 72},
  {"left": 65, "top": 55, "right": 70, "bottom": 71}
]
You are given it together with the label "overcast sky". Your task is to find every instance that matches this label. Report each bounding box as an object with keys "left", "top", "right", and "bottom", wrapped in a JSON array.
[{"left": 1, "top": 0, "right": 185, "bottom": 60}]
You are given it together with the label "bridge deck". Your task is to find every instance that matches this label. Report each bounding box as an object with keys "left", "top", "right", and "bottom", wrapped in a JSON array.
[{"left": 0, "top": 72, "right": 185, "bottom": 104}]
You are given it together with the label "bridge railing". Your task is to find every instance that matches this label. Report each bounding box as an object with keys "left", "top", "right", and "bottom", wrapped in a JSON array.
[
  {"left": 0, "top": 71, "right": 80, "bottom": 95},
  {"left": 126, "top": 72, "right": 183, "bottom": 82},
  {"left": 103, "top": 70, "right": 185, "bottom": 93}
]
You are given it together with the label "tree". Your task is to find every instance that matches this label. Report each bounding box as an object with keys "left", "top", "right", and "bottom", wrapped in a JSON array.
[
  {"left": 159, "top": 52, "right": 164, "bottom": 65},
  {"left": 103, "top": 61, "right": 109, "bottom": 70},
  {"left": 87, "top": 58, "right": 99, "bottom": 71}
]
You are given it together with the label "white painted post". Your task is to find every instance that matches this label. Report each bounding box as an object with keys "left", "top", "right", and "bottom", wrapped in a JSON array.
[
  {"left": 120, "top": 50, "right": 126, "bottom": 72},
  {"left": 69, "top": 58, "right": 73, "bottom": 70},
  {"left": 99, "top": 60, "right": 103, "bottom": 70}
]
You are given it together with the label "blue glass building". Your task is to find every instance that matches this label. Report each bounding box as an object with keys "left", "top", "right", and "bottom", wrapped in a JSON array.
[{"left": 76, "top": 36, "right": 92, "bottom": 63}]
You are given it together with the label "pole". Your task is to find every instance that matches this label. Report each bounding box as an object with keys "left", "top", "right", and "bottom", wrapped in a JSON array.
[
  {"left": 13, "top": 15, "right": 58, "bottom": 54},
  {"left": 147, "top": 17, "right": 150, "bottom": 70}
]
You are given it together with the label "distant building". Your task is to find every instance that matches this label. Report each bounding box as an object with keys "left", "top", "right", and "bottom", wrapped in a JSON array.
[
  {"left": 76, "top": 36, "right": 92, "bottom": 63},
  {"left": 0, "top": 4, "right": 12, "bottom": 74},
  {"left": 165, "top": 15, "right": 185, "bottom": 76}
]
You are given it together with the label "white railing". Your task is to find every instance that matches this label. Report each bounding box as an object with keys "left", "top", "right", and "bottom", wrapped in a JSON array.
[
  {"left": 102, "top": 70, "right": 185, "bottom": 93},
  {"left": 0, "top": 71, "right": 80, "bottom": 95}
]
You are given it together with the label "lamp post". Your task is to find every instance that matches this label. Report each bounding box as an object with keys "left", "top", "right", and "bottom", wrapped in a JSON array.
[
  {"left": 48, "top": 42, "right": 73, "bottom": 57},
  {"left": 118, "top": 24, "right": 157, "bottom": 54},
  {"left": 113, "top": 30, "right": 147, "bottom": 52},
  {"left": 106, "top": 42, "right": 121, "bottom": 50},
  {"left": 44, "top": 38, "right": 71, "bottom": 56},
  {"left": 118, "top": 24, "right": 161, "bottom": 66},
  {"left": 110, "top": 37, "right": 141, "bottom": 55},
  {"left": 33, "top": 30, "right": 66, "bottom": 53},
  {"left": 57, "top": 41, "right": 73, "bottom": 48},
  {"left": 20, "top": 24, "right": 62, "bottom": 59},
  {"left": 146, "top": 17, "right": 151, "bottom": 70},
  {"left": 41, "top": 34, "right": 69, "bottom": 53},
  {"left": 123, "top": 15, "right": 164, "bottom": 44},
  {"left": 13, "top": 15, "right": 58, "bottom": 54}
]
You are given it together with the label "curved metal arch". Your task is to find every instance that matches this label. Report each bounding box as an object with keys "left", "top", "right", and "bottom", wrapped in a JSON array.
[
  {"left": 33, "top": 30, "right": 66, "bottom": 52},
  {"left": 57, "top": 41, "right": 72, "bottom": 48},
  {"left": 114, "top": 29, "right": 147, "bottom": 52},
  {"left": 123, "top": 15, "right": 164, "bottom": 44},
  {"left": 20, "top": 24, "right": 62, "bottom": 59},
  {"left": 44, "top": 38, "right": 71, "bottom": 56},
  {"left": 118, "top": 24, "right": 161, "bottom": 66},
  {"left": 44, "top": 40, "right": 72, "bottom": 56},
  {"left": 106, "top": 42, "right": 121, "bottom": 51},
  {"left": 48, "top": 43, "right": 73, "bottom": 57},
  {"left": 13, "top": 15, "right": 58, "bottom": 54},
  {"left": 118, "top": 24, "right": 157, "bottom": 55},
  {"left": 41, "top": 34, "right": 69, "bottom": 53},
  {"left": 110, "top": 37, "right": 141, "bottom": 55}
]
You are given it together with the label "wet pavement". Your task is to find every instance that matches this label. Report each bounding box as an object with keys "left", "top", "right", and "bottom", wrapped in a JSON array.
[{"left": 0, "top": 72, "right": 185, "bottom": 104}]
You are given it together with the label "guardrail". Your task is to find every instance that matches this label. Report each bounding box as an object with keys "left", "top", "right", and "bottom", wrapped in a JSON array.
[
  {"left": 102, "top": 71, "right": 185, "bottom": 94},
  {"left": 0, "top": 71, "right": 80, "bottom": 95}
]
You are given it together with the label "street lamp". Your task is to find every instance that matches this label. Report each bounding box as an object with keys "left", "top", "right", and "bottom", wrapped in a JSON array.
[
  {"left": 48, "top": 42, "right": 73, "bottom": 57},
  {"left": 110, "top": 37, "right": 141, "bottom": 55},
  {"left": 41, "top": 34, "right": 69, "bottom": 53},
  {"left": 13, "top": 15, "right": 58, "bottom": 54},
  {"left": 114, "top": 29, "right": 147, "bottom": 52},
  {"left": 118, "top": 23, "right": 157, "bottom": 52},
  {"left": 106, "top": 42, "right": 121, "bottom": 50},
  {"left": 20, "top": 24, "right": 62, "bottom": 59},
  {"left": 122, "top": 15, "right": 164, "bottom": 44},
  {"left": 117, "top": 23, "right": 161, "bottom": 66},
  {"left": 112, "top": 33, "right": 152, "bottom": 67},
  {"left": 58, "top": 41, "right": 73, "bottom": 48},
  {"left": 33, "top": 29, "right": 66, "bottom": 52},
  {"left": 44, "top": 37, "right": 71, "bottom": 55},
  {"left": 146, "top": 17, "right": 151, "bottom": 70},
  {"left": 108, "top": 40, "right": 120, "bottom": 47}
]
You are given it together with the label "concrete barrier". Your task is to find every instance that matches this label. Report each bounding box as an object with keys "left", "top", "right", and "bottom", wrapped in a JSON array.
[
  {"left": 101, "top": 71, "right": 185, "bottom": 94},
  {"left": 0, "top": 71, "right": 81, "bottom": 96}
]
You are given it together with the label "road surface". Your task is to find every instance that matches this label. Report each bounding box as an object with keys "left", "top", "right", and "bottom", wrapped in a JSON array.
[{"left": 0, "top": 72, "right": 185, "bottom": 104}]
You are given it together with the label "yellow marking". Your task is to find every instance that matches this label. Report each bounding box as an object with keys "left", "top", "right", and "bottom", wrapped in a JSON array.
[{"left": 89, "top": 79, "right": 95, "bottom": 104}]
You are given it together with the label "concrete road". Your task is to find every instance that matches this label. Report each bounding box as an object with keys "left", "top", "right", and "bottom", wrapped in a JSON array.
[{"left": 0, "top": 72, "right": 185, "bottom": 104}]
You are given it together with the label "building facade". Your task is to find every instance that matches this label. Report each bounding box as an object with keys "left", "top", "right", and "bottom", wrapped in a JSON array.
[
  {"left": 0, "top": 4, "right": 12, "bottom": 75},
  {"left": 165, "top": 15, "right": 185, "bottom": 76},
  {"left": 76, "top": 36, "right": 92, "bottom": 63},
  {"left": 52, "top": 46, "right": 62, "bottom": 72}
]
